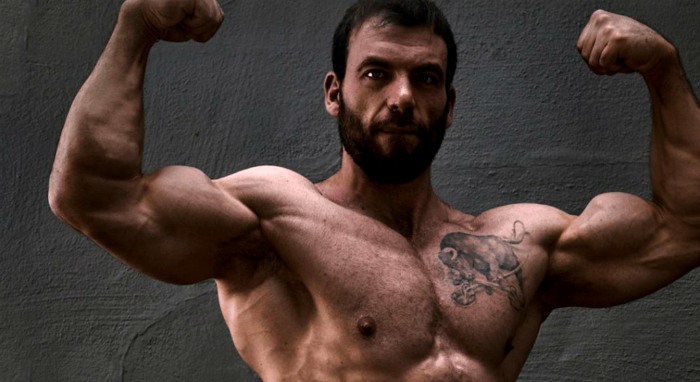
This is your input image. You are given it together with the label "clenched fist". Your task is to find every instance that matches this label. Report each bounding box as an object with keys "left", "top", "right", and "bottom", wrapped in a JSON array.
[
  {"left": 577, "top": 10, "right": 675, "bottom": 77},
  {"left": 120, "top": 0, "right": 224, "bottom": 43}
]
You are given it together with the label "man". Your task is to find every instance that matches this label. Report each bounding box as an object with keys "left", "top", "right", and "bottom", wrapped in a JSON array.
[{"left": 49, "top": 0, "right": 700, "bottom": 380}]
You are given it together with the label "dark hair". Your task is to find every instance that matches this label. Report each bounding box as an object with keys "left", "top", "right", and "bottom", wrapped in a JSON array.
[{"left": 332, "top": 0, "right": 457, "bottom": 89}]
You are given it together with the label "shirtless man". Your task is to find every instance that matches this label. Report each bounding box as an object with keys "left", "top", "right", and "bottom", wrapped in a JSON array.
[{"left": 48, "top": 0, "right": 700, "bottom": 380}]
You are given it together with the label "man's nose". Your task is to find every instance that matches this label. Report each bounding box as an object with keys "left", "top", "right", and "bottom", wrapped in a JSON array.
[{"left": 386, "top": 75, "right": 415, "bottom": 113}]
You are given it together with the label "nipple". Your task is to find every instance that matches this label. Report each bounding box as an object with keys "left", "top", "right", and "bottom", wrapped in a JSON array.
[{"left": 356, "top": 316, "right": 377, "bottom": 338}]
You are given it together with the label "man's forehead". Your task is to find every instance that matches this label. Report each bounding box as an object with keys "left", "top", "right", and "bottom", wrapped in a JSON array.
[{"left": 347, "top": 17, "right": 448, "bottom": 67}]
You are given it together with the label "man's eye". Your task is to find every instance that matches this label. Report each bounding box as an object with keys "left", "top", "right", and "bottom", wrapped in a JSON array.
[
  {"left": 416, "top": 73, "right": 438, "bottom": 85},
  {"left": 365, "top": 69, "right": 385, "bottom": 79}
]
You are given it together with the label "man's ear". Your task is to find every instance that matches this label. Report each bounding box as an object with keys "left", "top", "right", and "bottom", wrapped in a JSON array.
[
  {"left": 324, "top": 71, "right": 341, "bottom": 117},
  {"left": 446, "top": 85, "right": 456, "bottom": 128}
]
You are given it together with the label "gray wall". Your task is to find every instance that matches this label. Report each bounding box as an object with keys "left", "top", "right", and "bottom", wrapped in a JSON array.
[{"left": 3, "top": 0, "right": 699, "bottom": 381}]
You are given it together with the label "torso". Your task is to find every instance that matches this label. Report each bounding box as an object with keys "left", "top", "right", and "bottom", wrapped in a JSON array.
[{"left": 214, "top": 167, "right": 568, "bottom": 381}]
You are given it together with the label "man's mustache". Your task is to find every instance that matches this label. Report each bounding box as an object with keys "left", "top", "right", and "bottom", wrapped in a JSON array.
[{"left": 371, "top": 114, "right": 426, "bottom": 133}]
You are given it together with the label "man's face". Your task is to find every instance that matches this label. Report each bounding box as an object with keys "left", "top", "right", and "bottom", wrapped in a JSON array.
[
  {"left": 326, "top": 17, "right": 455, "bottom": 184},
  {"left": 337, "top": 95, "right": 449, "bottom": 184}
]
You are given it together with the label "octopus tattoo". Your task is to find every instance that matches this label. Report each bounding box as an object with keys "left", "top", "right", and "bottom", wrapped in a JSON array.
[{"left": 437, "top": 221, "right": 529, "bottom": 310}]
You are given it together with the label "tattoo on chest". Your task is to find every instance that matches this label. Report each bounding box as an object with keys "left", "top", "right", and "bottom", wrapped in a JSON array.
[{"left": 437, "top": 221, "right": 529, "bottom": 310}]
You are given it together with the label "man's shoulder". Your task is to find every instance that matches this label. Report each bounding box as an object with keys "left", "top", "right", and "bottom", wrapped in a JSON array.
[
  {"left": 215, "top": 165, "right": 318, "bottom": 194},
  {"left": 213, "top": 166, "right": 324, "bottom": 215},
  {"left": 216, "top": 165, "right": 312, "bottom": 185},
  {"left": 475, "top": 202, "right": 572, "bottom": 220},
  {"left": 469, "top": 202, "right": 574, "bottom": 245}
]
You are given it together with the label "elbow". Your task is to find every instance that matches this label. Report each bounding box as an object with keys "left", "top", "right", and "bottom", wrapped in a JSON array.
[
  {"left": 48, "top": 168, "right": 65, "bottom": 217},
  {"left": 48, "top": 192, "right": 72, "bottom": 226},
  {"left": 48, "top": 172, "right": 77, "bottom": 227},
  {"left": 48, "top": 167, "right": 88, "bottom": 229},
  {"left": 47, "top": 189, "right": 62, "bottom": 221}
]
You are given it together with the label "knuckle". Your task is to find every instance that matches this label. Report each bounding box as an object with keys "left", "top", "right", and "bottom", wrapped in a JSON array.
[
  {"left": 607, "top": 30, "right": 626, "bottom": 45},
  {"left": 602, "top": 24, "right": 615, "bottom": 36},
  {"left": 591, "top": 9, "right": 608, "bottom": 20}
]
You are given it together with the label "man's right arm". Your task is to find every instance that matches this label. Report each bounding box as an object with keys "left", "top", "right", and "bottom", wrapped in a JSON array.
[{"left": 48, "top": 0, "right": 255, "bottom": 284}]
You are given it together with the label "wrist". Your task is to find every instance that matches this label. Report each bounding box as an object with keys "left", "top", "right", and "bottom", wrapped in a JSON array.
[
  {"left": 116, "top": 0, "right": 159, "bottom": 51},
  {"left": 642, "top": 41, "right": 681, "bottom": 86}
]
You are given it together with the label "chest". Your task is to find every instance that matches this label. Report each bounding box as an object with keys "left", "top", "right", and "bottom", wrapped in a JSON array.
[{"left": 304, "top": 224, "right": 540, "bottom": 364}]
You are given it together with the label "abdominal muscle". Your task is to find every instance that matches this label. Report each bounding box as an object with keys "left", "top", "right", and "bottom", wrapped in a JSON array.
[
  {"left": 401, "top": 336, "right": 507, "bottom": 382},
  {"left": 222, "top": 318, "right": 501, "bottom": 381},
  {"left": 254, "top": 327, "right": 506, "bottom": 382}
]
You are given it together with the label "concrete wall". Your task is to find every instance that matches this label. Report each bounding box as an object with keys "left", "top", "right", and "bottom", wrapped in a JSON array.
[{"left": 3, "top": 0, "right": 699, "bottom": 380}]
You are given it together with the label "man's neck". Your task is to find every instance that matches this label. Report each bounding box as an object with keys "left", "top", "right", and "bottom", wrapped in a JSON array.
[{"left": 316, "top": 152, "right": 447, "bottom": 240}]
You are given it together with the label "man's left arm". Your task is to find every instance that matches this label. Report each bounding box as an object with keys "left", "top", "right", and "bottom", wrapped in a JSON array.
[{"left": 544, "top": 10, "right": 700, "bottom": 308}]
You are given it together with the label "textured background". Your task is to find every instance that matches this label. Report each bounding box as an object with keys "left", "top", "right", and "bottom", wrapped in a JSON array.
[{"left": 2, "top": 0, "right": 699, "bottom": 381}]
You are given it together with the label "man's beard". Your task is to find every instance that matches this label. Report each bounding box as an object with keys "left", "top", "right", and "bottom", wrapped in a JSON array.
[{"left": 338, "top": 99, "right": 449, "bottom": 184}]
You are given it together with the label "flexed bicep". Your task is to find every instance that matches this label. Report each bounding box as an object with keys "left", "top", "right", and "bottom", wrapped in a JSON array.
[
  {"left": 545, "top": 192, "right": 698, "bottom": 308},
  {"left": 48, "top": 0, "right": 249, "bottom": 284},
  {"left": 81, "top": 165, "right": 261, "bottom": 284}
]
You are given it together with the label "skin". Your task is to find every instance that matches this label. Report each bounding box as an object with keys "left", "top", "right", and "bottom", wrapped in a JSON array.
[{"left": 49, "top": 1, "right": 700, "bottom": 381}]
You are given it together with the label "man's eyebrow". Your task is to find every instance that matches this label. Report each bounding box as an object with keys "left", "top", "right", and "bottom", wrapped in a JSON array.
[
  {"left": 356, "top": 56, "right": 445, "bottom": 76},
  {"left": 415, "top": 63, "right": 445, "bottom": 76},
  {"left": 356, "top": 56, "right": 392, "bottom": 71}
]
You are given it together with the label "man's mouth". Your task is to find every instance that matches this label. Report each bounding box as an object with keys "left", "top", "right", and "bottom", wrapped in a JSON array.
[
  {"left": 375, "top": 120, "right": 420, "bottom": 134},
  {"left": 379, "top": 127, "right": 419, "bottom": 134}
]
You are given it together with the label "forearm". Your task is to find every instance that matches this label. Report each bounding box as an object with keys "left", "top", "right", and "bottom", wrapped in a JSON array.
[
  {"left": 50, "top": 5, "right": 156, "bottom": 222},
  {"left": 645, "top": 46, "right": 700, "bottom": 226}
]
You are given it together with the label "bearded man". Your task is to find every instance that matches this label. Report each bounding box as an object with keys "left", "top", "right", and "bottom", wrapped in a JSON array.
[{"left": 49, "top": 0, "right": 700, "bottom": 380}]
